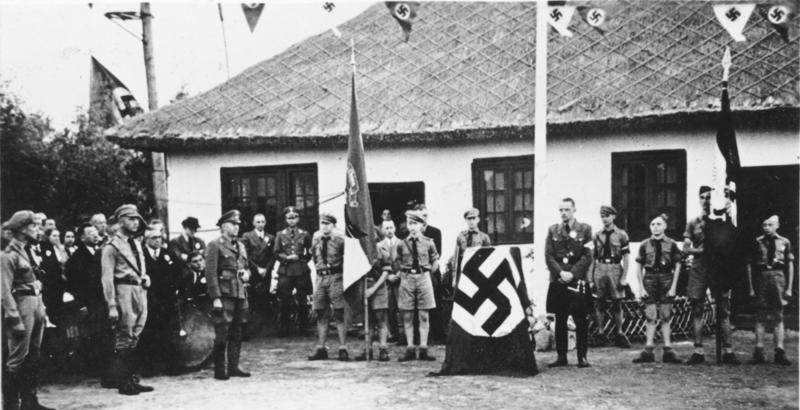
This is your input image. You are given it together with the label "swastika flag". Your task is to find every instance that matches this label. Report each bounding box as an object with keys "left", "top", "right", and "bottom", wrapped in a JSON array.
[
  {"left": 433, "top": 247, "right": 538, "bottom": 376},
  {"left": 713, "top": 4, "right": 755, "bottom": 42}
]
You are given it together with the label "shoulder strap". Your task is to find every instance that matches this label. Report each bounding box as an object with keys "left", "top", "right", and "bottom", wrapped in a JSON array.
[{"left": 108, "top": 241, "right": 142, "bottom": 277}]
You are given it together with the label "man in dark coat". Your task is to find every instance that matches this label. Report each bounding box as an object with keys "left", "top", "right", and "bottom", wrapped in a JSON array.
[
  {"left": 240, "top": 213, "right": 275, "bottom": 319},
  {"left": 169, "top": 217, "right": 206, "bottom": 267}
]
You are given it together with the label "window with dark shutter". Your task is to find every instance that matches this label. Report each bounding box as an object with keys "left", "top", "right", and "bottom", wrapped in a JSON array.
[
  {"left": 472, "top": 155, "right": 534, "bottom": 245},
  {"left": 221, "top": 164, "right": 318, "bottom": 234},
  {"left": 612, "top": 150, "right": 686, "bottom": 241}
]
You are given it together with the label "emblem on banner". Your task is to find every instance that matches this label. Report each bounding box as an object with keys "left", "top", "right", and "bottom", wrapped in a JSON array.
[
  {"left": 346, "top": 161, "right": 360, "bottom": 208},
  {"left": 547, "top": 6, "right": 576, "bottom": 37},
  {"left": 586, "top": 8, "right": 605, "bottom": 27},
  {"left": 768, "top": 5, "right": 790, "bottom": 24},
  {"left": 713, "top": 4, "right": 755, "bottom": 42}
]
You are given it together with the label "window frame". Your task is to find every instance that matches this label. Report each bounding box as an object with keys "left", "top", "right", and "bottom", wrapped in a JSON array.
[{"left": 471, "top": 154, "right": 534, "bottom": 245}]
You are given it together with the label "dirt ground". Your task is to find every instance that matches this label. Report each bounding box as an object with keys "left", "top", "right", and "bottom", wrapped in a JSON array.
[{"left": 39, "top": 330, "right": 798, "bottom": 410}]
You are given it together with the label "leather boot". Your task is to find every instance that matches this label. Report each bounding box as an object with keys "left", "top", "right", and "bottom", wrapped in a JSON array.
[
  {"left": 116, "top": 351, "right": 139, "bottom": 396},
  {"left": 548, "top": 355, "right": 568, "bottom": 367},
  {"left": 214, "top": 343, "right": 229, "bottom": 380},
  {"left": 227, "top": 342, "right": 251, "bottom": 377},
  {"left": 3, "top": 370, "right": 21, "bottom": 410},
  {"left": 126, "top": 350, "right": 153, "bottom": 393},
  {"left": 19, "top": 361, "right": 55, "bottom": 410},
  {"left": 100, "top": 351, "right": 122, "bottom": 389}
]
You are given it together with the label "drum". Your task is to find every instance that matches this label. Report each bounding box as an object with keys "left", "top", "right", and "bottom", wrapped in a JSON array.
[{"left": 174, "top": 299, "right": 215, "bottom": 370}]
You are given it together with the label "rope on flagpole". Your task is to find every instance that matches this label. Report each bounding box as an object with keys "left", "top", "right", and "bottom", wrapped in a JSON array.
[{"left": 218, "top": 3, "right": 231, "bottom": 79}]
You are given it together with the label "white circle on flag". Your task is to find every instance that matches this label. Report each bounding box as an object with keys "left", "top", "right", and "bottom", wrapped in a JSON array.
[
  {"left": 768, "top": 5, "right": 790, "bottom": 25},
  {"left": 586, "top": 8, "right": 606, "bottom": 27},
  {"left": 394, "top": 3, "right": 411, "bottom": 20}
]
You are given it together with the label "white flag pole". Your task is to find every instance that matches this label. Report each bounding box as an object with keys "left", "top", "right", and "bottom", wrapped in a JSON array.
[{"left": 532, "top": 0, "right": 549, "bottom": 312}]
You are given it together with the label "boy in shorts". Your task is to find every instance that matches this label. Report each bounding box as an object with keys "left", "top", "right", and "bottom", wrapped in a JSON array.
[
  {"left": 394, "top": 210, "right": 439, "bottom": 362},
  {"left": 632, "top": 214, "right": 682, "bottom": 364},
  {"left": 355, "top": 237, "right": 393, "bottom": 362},
  {"left": 747, "top": 214, "right": 794, "bottom": 365},
  {"left": 307, "top": 213, "right": 348, "bottom": 361}
]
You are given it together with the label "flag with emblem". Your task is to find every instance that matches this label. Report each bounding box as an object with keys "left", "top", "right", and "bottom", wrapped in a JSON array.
[
  {"left": 758, "top": 2, "right": 795, "bottom": 43},
  {"left": 713, "top": 4, "right": 755, "bottom": 42},
  {"left": 433, "top": 247, "right": 538, "bottom": 376},
  {"left": 577, "top": 6, "right": 606, "bottom": 34},
  {"left": 547, "top": 4, "right": 576, "bottom": 37},
  {"left": 342, "top": 64, "right": 378, "bottom": 292},
  {"left": 89, "top": 56, "right": 144, "bottom": 128},
  {"left": 241, "top": 3, "right": 265, "bottom": 33},
  {"left": 385, "top": 2, "right": 419, "bottom": 42}
]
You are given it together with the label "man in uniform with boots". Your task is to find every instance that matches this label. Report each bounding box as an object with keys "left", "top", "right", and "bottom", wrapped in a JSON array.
[
  {"left": 100, "top": 204, "right": 154, "bottom": 395},
  {"left": 1, "top": 210, "right": 56, "bottom": 410},
  {"left": 205, "top": 210, "right": 251, "bottom": 380},
  {"left": 273, "top": 207, "right": 313, "bottom": 336},
  {"left": 545, "top": 198, "right": 593, "bottom": 368}
]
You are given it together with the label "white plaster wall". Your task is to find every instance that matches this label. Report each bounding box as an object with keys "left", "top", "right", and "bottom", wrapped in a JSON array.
[{"left": 164, "top": 127, "right": 797, "bottom": 314}]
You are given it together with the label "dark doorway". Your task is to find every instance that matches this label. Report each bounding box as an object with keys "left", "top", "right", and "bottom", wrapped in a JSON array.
[
  {"left": 369, "top": 182, "right": 425, "bottom": 236},
  {"left": 736, "top": 164, "right": 799, "bottom": 328}
]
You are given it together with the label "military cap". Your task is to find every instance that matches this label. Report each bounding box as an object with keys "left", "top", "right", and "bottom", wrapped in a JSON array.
[
  {"left": 463, "top": 208, "right": 480, "bottom": 219},
  {"left": 600, "top": 205, "right": 617, "bottom": 216},
  {"left": 112, "top": 204, "right": 146, "bottom": 228},
  {"left": 3, "top": 210, "right": 36, "bottom": 233},
  {"left": 698, "top": 185, "right": 714, "bottom": 196},
  {"left": 283, "top": 206, "right": 300, "bottom": 217},
  {"left": 319, "top": 212, "right": 337, "bottom": 225},
  {"left": 217, "top": 210, "right": 241, "bottom": 226},
  {"left": 652, "top": 213, "right": 669, "bottom": 223},
  {"left": 181, "top": 216, "right": 200, "bottom": 230},
  {"left": 405, "top": 210, "right": 426, "bottom": 224},
  {"left": 763, "top": 214, "right": 780, "bottom": 224}
]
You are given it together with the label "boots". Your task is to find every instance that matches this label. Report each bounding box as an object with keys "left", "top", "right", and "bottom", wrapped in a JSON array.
[
  {"left": 213, "top": 343, "right": 229, "bottom": 380},
  {"left": 227, "top": 342, "right": 251, "bottom": 377},
  {"left": 19, "top": 361, "right": 55, "bottom": 410},
  {"left": 100, "top": 351, "right": 122, "bottom": 389},
  {"left": 126, "top": 350, "right": 154, "bottom": 393},
  {"left": 116, "top": 351, "right": 139, "bottom": 396},
  {"left": 548, "top": 354, "right": 568, "bottom": 367},
  {"left": 3, "top": 370, "right": 21, "bottom": 410}
]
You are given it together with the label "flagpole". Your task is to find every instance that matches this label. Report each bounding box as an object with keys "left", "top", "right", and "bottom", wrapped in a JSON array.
[
  {"left": 532, "top": 0, "right": 549, "bottom": 310},
  {"left": 351, "top": 38, "right": 370, "bottom": 361},
  {"left": 218, "top": 3, "right": 231, "bottom": 79}
]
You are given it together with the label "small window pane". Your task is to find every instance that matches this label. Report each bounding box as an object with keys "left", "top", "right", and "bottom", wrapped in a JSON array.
[
  {"left": 484, "top": 170, "right": 494, "bottom": 190},
  {"left": 496, "top": 172, "right": 505, "bottom": 190},
  {"left": 267, "top": 178, "right": 276, "bottom": 197},
  {"left": 241, "top": 178, "right": 251, "bottom": 197},
  {"left": 486, "top": 196, "right": 495, "bottom": 212},
  {"left": 514, "top": 192, "right": 523, "bottom": 211},
  {"left": 257, "top": 177, "right": 266, "bottom": 197},
  {"left": 514, "top": 171, "right": 523, "bottom": 189},
  {"left": 495, "top": 194, "right": 506, "bottom": 212},
  {"left": 666, "top": 165, "right": 677, "bottom": 184},
  {"left": 524, "top": 170, "right": 532, "bottom": 188},
  {"left": 524, "top": 193, "right": 532, "bottom": 210},
  {"left": 496, "top": 216, "right": 506, "bottom": 233}
]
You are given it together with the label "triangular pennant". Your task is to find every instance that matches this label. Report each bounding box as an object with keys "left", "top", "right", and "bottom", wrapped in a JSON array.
[
  {"left": 547, "top": 5, "right": 576, "bottom": 37},
  {"left": 241, "top": 3, "right": 265, "bottom": 33},
  {"left": 577, "top": 6, "right": 606, "bottom": 34},
  {"left": 322, "top": 2, "right": 342, "bottom": 38},
  {"left": 713, "top": 4, "right": 755, "bottom": 42},
  {"left": 385, "top": 2, "right": 419, "bottom": 42}
]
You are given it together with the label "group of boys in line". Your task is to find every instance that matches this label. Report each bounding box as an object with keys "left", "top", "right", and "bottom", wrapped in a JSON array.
[{"left": 1, "top": 184, "right": 795, "bottom": 407}]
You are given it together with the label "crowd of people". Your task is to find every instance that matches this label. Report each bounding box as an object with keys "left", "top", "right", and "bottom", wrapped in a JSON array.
[{"left": 1, "top": 185, "right": 795, "bottom": 408}]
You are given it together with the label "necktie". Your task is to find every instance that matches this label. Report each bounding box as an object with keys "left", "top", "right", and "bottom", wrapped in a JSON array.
[
  {"left": 765, "top": 236, "right": 776, "bottom": 263},
  {"left": 564, "top": 222, "right": 570, "bottom": 234},
  {"left": 128, "top": 238, "right": 142, "bottom": 273},
  {"left": 411, "top": 238, "right": 420, "bottom": 270},
  {"left": 653, "top": 239, "right": 662, "bottom": 268},
  {"left": 603, "top": 230, "right": 613, "bottom": 258},
  {"left": 321, "top": 236, "right": 330, "bottom": 265},
  {"left": 467, "top": 231, "right": 475, "bottom": 247}
]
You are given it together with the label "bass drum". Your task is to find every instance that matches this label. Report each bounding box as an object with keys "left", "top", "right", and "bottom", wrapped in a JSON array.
[{"left": 175, "top": 299, "right": 215, "bottom": 370}]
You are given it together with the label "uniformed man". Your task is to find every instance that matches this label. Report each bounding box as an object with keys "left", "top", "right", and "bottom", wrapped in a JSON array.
[
  {"left": 544, "top": 198, "right": 593, "bottom": 368},
  {"left": 100, "top": 204, "right": 154, "bottom": 395},
  {"left": 1, "top": 211, "right": 56, "bottom": 410},
  {"left": 591, "top": 205, "right": 631, "bottom": 348},
  {"left": 205, "top": 210, "right": 251, "bottom": 380},
  {"left": 169, "top": 216, "right": 206, "bottom": 267},
  {"left": 632, "top": 214, "right": 682, "bottom": 364},
  {"left": 273, "top": 206, "right": 313, "bottom": 336},
  {"left": 241, "top": 213, "right": 276, "bottom": 316},
  {"left": 445, "top": 208, "right": 492, "bottom": 287},
  {"left": 746, "top": 214, "right": 795, "bottom": 365},
  {"left": 355, "top": 228, "right": 393, "bottom": 362},
  {"left": 307, "top": 213, "right": 348, "bottom": 361},
  {"left": 684, "top": 186, "right": 739, "bottom": 365},
  {"left": 394, "top": 210, "right": 439, "bottom": 362},
  {"left": 378, "top": 220, "right": 403, "bottom": 344}
]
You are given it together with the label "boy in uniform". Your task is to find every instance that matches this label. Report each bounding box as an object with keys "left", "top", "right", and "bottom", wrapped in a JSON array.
[
  {"left": 747, "top": 214, "right": 794, "bottom": 365},
  {"left": 355, "top": 232, "right": 393, "bottom": 362},
  {"left": 307, "top": 213, "right": 348, "bottom": 361},
  {"left": 591, "top": 205, "right": 631, "bottom": 348},
  {"left": 632, "top": 214, "right": 682, "bottom": 364},
  {"left": 445, "top": 208, "right": 491, "bottom": 287},
  {"left": 394, "top": 210, "right": 439, "bottom": 362}
]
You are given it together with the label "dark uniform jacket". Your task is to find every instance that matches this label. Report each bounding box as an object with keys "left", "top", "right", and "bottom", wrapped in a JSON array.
[
  {"left": 169, "top": 234, "right": 206, "bottom": 265},
  {"left": 592, "top": 224, "right": 630, "bottom": 262},
  {"left": 39, "top": 241, "right": 66, "bottom": 313},
  {"left": 64, "top": 243, "right": 102, "bottom": 306},
  {"left": 241, "top": 229, "right": 275, "bottom": 271},
  {"left": 274, "top": 227, "right": 312, "bottom": 277},
  {"left": 143, "top": 246, "right": 180, "bottom": 315},
  {"left": 311, "top": 232, "right": 345, "bottom": 272},
  {"left": 545, "top": 220, "right": 593, "bottom": 282},
  {"left": 204, "top": 235, "right": 248, "bottom": 300},
  {"left": 181, "top": 267, "right": 207, "bottom": 301},
  {"left": 393, "top": 235, "right": 439, "bottom": 272},
  {"left": 751, "top": 234, "right": 794, "bottom": 270},
  {"left": 636, "top": 236, "right": 681, "bottom": 271},
  {"left": 1, "top": 238, "right": 44, "bottom": 326}
]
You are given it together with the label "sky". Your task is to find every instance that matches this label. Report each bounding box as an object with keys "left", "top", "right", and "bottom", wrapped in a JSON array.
[{"left": 0, "top": 1, "right": 374, "bottom": 130}]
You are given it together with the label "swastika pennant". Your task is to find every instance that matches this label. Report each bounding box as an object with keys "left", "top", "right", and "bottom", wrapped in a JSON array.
[
  {"left": 713, "top": 4, "right": 755, "bottom": 42},
  {"left": 547, "top": 5, "right": 576, "bottom": 37}
]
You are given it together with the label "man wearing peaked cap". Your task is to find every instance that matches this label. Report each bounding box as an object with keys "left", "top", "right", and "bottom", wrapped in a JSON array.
[
  {"left": 591, "top": 204, "right": 631, "bottom": 349},
  {"left": 101, "top": 204, "right": 154, "bottom": 395},
  {"left": 205, "top": 209, "right": 251, "bottom": 380},
  {"left": 273, "top": 206, "right": 313, "bottom": 336},
  {"left": 169, "top": 216, "right": 206, "bottom": 268},
  {"left": 1, "top": 210, "right": 56, "bottom": 410},
  {"left": 445, "top": 207, "right": 491, "bottom": 292}
]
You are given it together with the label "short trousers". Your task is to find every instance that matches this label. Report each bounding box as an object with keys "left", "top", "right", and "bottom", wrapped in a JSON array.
[
  {"left": 755, "top": 269, "right": 786, "bottom": 312},
  {"left": 366, "top": 277, "right": 389, "bottom": 310},
  {"left": 642, "top": 270, "right": 674, "bottom": 305},
  {"left": 686, "top": 259, "right": 709, "bottom": 300},
  {"left": 594, "top": 262, "right": 625, "bottom": 300},
  {"left": 313, "top": 273, "right": 344, "bottom": 311},
  {"left": 398, "top": 271, "right": 436, "bottom": 311}
]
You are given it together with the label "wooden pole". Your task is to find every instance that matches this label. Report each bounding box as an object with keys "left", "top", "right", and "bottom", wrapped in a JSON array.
[
  {"left": 141, "top": 2, "right": 169, "bottom": 230},
  {"left": 532, "top": 0, "right": 549, "bottom": 307}
]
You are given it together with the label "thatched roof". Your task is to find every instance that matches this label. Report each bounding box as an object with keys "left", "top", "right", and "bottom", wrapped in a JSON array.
[{"left": 108, "top": 1, "right": 799, "bottom": 151}]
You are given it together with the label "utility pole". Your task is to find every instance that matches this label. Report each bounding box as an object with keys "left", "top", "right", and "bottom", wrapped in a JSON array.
[{"left": 141, "top": 2, "right": 169, "bottom": 231}]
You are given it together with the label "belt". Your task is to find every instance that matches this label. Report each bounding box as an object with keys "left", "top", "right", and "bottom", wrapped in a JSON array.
[
  {"left": 759, "top": 264, "right": 785, "bottom": 271},
  {"left": 12, "top": 288, "right": 39, "bottom": 297},
  {"left": 317, "top": 266, "right": 343, "bottom": 276},
  {"left": 646, "top": 266, "right": 671, "bottom": 273},
  {"left": 402, "top": 268, "right": 429, "bottom": 274},
  {"left": 596, "top": 257, "right": 620, "bottom": 264},
  {"left": 114, "top": 277, "right": 141, "bottom": 286}
]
